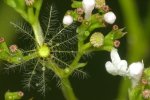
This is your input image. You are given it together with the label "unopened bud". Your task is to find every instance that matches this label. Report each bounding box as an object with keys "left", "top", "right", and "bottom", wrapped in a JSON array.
[
  {"left": 63, "top": 15, "right": 73, "bottom": 26},
  {"left": 104, "top": 12, "right": 116, "bottom": 24}
]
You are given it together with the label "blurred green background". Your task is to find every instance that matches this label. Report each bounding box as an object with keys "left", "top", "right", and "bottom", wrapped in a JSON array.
[{"left": 0, "top": 0, "right": 150, "bottom": 100}]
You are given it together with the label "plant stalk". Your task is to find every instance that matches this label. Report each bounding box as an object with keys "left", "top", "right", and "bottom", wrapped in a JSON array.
[
  {"left": 32, "top": 20, "right": 44, "bottom": 47},
  {"left": 61, "top": 77, "right": 78, "bottom": 100}
]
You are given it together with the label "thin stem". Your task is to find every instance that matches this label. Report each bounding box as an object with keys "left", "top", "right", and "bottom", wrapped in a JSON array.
[{"left": 61, "top": 77, "right": 78, "bottom": 100}]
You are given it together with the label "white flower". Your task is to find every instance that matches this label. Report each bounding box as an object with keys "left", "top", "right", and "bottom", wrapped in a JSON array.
[
  {"left": 104, "top": 12, "right": 116, "bottom": 24},
  {"left": 105, "top": 49, "right": 128, "bottom": 76},
  {"left": 82, "top": 0, "right": 96, "bottom": 21},
  {"left": 127, "top": 62, "right": 144, "bottom": 87},
  {"left": 105, "top": 48, "right": 144, "bottom": 88},
  {"left": 63, "top": 15, "right": 73, "bottom": 25}
]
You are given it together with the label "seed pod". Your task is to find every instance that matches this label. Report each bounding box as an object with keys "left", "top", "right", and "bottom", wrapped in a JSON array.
[{"left": 90, "top": 32, "right": 104, "bottom": 47}]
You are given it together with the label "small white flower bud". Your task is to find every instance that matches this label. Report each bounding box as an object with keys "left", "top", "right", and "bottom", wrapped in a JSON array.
[
  {"left": 104, "top": 12, "right": 116, "bottom": 24},
  {"left": 82, "top": 0, "right": 96, "bottom": 21},
  {"left": 63, "top": 15, "right": 73, "bottom": 25},
  {"left": 128, "top": 62, "right": 144, "bottom": 87}
]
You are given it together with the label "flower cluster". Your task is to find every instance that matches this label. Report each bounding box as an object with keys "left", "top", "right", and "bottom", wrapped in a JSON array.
[{"left": 105, "top": 49, "right": 144, "bottom": 87}]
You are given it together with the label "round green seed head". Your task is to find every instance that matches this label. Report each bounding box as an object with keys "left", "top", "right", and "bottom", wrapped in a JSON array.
[
  {"left": 90, "top": 32, "right": 104, "bottom": 47},
  {"left": 38, "top": 46, "right": 50, "bottom": 57}
]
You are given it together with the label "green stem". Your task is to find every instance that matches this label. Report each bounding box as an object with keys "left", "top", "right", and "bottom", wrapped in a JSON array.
[
  {"left": 117, "top": 0, "right": 147, "bottom": 99},
  {"left": 32, "top": 20, "right": 44, "bottom": 47},
  {"left": 61, "top": 77, "right": 78, "bottom": 100}
]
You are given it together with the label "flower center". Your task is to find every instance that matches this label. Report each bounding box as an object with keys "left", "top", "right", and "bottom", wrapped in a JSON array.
[{"left": 38, "top": 46, "right": 50, "bottom": 57}]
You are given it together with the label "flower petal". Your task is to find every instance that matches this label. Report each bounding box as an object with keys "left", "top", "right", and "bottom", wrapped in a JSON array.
[
  {"left": 105, "top": 61, "right": 118, "bottom": 75},
  {"left": 128, "top": 62, "right": 144, "bottom": 87},
  {"left": 82, "top": 0, "right": 95, "bottom": 20},
  {"left": 110, "top": 49, "right": 121, "bottom": 67},
  {"left": 117, "top": 60, "right": 128, "bottom": 76}
]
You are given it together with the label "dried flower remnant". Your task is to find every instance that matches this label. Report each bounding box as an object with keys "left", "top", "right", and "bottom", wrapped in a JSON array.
[
  {"left": 77, "top": 16, "right": 84, "bottom": 22},
  {"left": 142, "top": 89, "right": 150, "bottom": 99},
  {"left": 113, "top": 25, "right": 118, "bottom": 30},
  {"left": 141, "top": 78, "right": 148, "bottom": 85},
  {"left": 18, "top": 91, "right": 24, "bottom": 97},
  {"left": 9, "top": 44, "right": 18, "bottom": 53},
  {"left": 76, "top": 7, "right": 84, "bottom": 15},
  {"left": 102, "top": 5, "right": 109, "bottom": 12},
  {"left": 113, "top": 40, "right": 120, "bottom": 47},
  {"left": 0, "top": 38, "right": 5, "bottom": 43},
  {"left": 90, "top": 32, "right": 104, "bottom": 48},
  {"left": 25, "top": 0, "right": 35, "bottom": 6}
]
